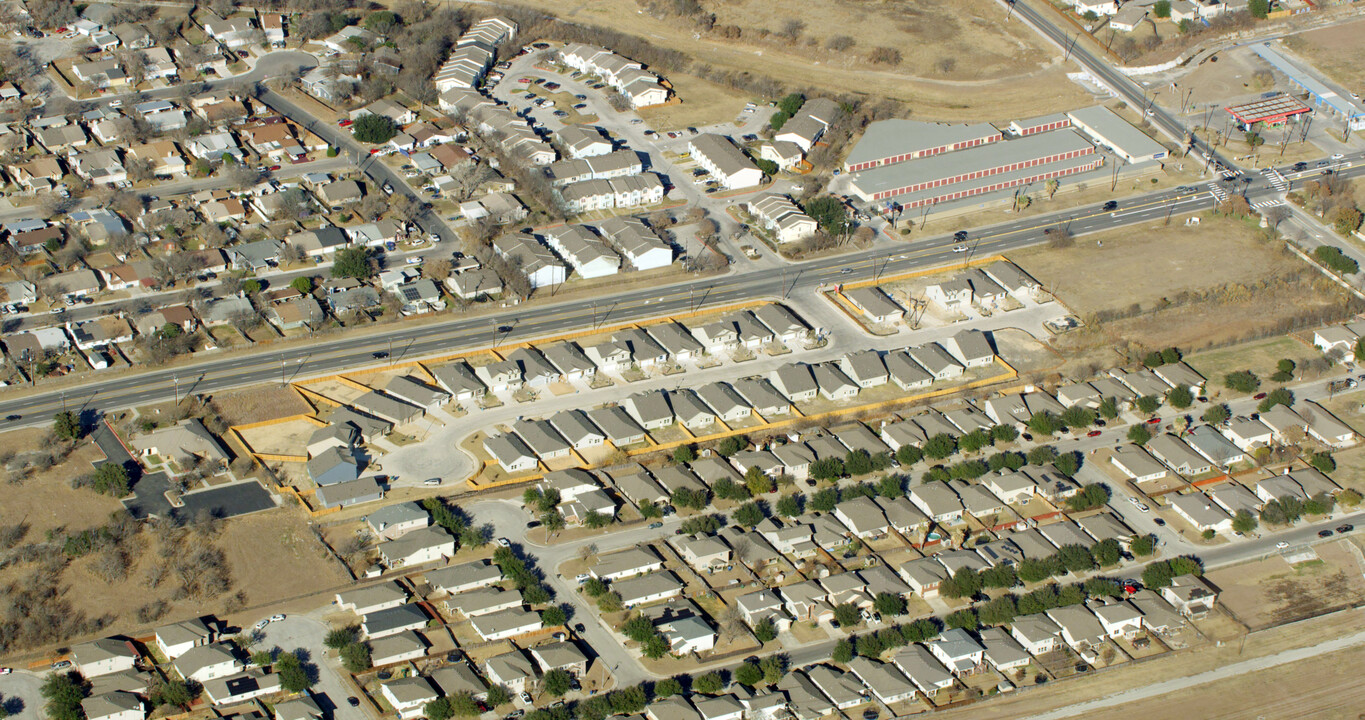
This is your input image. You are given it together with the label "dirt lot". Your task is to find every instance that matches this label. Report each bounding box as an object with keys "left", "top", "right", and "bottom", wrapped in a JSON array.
[
  {"left": 214, "top": 385, "right": 313, "bottom": 426},
  {"left": 1207, "top": 541, "right": 1365, "bottom": 629},
  {"left": 1013, "top": 216, "right": 1356, "bottom": 360},
  {"left": 1281, "top": 20, "right": 1365, "bottom": 95},
  {"left": 0, "top": 429, "right": 123, "bottom": 537},
  {"left": 237, "top": 417, "right": 321, "bottom": 457},
  {"left": 497, "top": 0, "right": 1090, "bottom": 121}
]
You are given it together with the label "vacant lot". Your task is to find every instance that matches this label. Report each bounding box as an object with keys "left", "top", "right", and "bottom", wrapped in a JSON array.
[
  {"left": 1282, "top": 20, "right": 1365, "bottom": 93},
  {"left": 1016, "top": 217, "right": 1281, "bottom": 318},
  {"left": 0, "top": 507, "right": 348, "bottom": 659},
  {"left": 237, "top": 417, "right": 321, "bottom": 457},
  {"left": 1084, "top": 642, "right": 1365, "bottom": 720},
  {"left": 215, "top": 385, "right": 313, "bottom": 426},
  {"left": 59, "top": 507, "right": 349, "bottom": 632},
  {"left": 1186, "top": 336, "right": 1323, "bottom": 389},
  {"left": 1014, "top": 216, "right": 1357, "bottom": 355},
  {"left": 0, "top": 429, "right": 123, "bottom": 538},
  {"left": 638, "top": 73, "right": 750, "bottom": 130},
  {"left": 1208, "top": 542, "right": 1365, "bottom": 629},
  {"left": 496, "top": 0, "right": 1090, "bottom": 121}
]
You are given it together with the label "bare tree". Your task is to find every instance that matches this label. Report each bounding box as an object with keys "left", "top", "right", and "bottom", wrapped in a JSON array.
[
  {"left": 228, "top": 309, "right": 261, "bottom": 336},
  {"left": 425, "top": 258, "right": 452, "bottom": 280}
]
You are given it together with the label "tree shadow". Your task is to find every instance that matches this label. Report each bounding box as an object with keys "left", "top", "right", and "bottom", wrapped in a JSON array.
[{"left": 2, "top": 696, "right": 26, "bottom": 715}]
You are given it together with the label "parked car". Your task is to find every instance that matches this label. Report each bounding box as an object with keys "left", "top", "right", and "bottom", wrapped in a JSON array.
[
  {"left": 520, "top": 692, "right": 533, "bottom": 703},
  {"left": 1338, "top": 524, "right": 1355, "bottom": 533},
  {"left": 1276, "top": 541, "right": 1290, "bottom": 549},
  {"left": 347, "top": 698, "right": 361, "bottom": 707},
  {"left": 497, "top": 538, "right": 511, "bottom": 547},
  {"left": 1319, "top": 529, "right": 1334, "bottom": 538},
  {"left": 270, "top": 614, "right": 286, "bottom": 622},
  {"left": 1087, "top": 430, "right": 1102, "bottom": 437},
  {"left": 648, "top": 522, "right": 663, "bottom": 529}
]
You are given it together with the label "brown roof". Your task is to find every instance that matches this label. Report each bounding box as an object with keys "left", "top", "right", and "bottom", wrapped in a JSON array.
[
  {"left": 11, "top": 226, "right": 63, "bottom": 248},
  {"left": 429, "top": 144, "right": 467, "bottom": 169},
  {"left": 160, "top": 305, "right": 197, "bottom": 325}
]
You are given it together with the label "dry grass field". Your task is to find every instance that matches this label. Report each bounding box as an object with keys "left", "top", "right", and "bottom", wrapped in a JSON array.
[
  {"left": 498, "top": 0, "right": 1092, "bottom": 121},
  {"left": 1012, "top": 216, "right": 1357, "bottom": 358},
  {"left": 1084, "top": 643, "right": 1365, "bottom": 720},
  {"left": 931, "top": 606, "right": 1365, "bottom": 720},
  {"left": 0, "top": 506, "right": 348, "bottom": 659},
  {"left": 1207, "top": 543, "right": 1365, "bottom": 629},
  {"left": 1185, "top": 336, "right": 1323, "bottom": 390},
  {"left": 1281, "top": 20, "right": 1365, "bottom": 93},
  {"left": 0, "top": 428, "right": 123, "bottom": 538},
  {"left": 214, "top": 385, "right": 313, "bottom": 426}
]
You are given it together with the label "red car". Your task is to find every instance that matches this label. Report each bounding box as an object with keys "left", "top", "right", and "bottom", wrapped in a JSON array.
[
  {"left": 517, "top": 77, "right": 532, "bottom": 83},
  {"left": 1146, "top": 417, "right": 1161, "bottom": 425},
  {"left": 268, "top": 165, "right": 281, "bottom": 171},
  {"left": 369, "top": 148, "right": 382, "bottom": 154},
  {"left": 1253, "top": 392, "right": 1267, "bottom": 400},
  {"left": 1087, "top": 430, "right": 1102, "bottom": 437},
  {"left": 337, "top": 119, "right": 352, "bottom": 127}
]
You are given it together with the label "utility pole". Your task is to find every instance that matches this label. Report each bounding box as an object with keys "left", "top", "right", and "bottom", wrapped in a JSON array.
[{"left": 172, "top": 375, "right": 179, "bottom": 406}]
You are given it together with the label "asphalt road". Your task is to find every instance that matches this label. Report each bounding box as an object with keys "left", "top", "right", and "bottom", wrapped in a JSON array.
[
  {"left": 4, "top": 151, "right": 1363, "bottom": 428},
  {"left": 1010, "top": 0, "right": 1206, "bottom": 156}
]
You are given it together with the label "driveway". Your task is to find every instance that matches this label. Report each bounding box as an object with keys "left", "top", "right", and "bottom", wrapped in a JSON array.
[{"left": 255, "top": 614, "right": 368, "bottom": 720}]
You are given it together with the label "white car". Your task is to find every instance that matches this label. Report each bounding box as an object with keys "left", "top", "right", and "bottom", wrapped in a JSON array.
[
  {"left": 952, "top": 245, "right": 968, "bottom": 253},
  {"left": 254, "top": 619, "right": 270, "bottom": 630},
  {"left": 269, "top": 614, "right": 286, "bottom": 622},
  {"left": 1276, "top": 541, "right": 1290, "bottom": 549},
  {"left": 0, "top": 667, "right": 11, "bottom": 675},
  {"left": 1128, "top": 496, "right": 1140, "bottom": 505},
  {"left": 1332, "top": 153, "right": 1345, "bottom": 160},
  {"left": 575, "top": 574, "right": 590, "bottom": 584},
  {"left": 1137, "top": 504, "right": 1150, "bottom": 513},
  {"left": 497, "top": 538, "right": 511, "bottom": 547}
]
